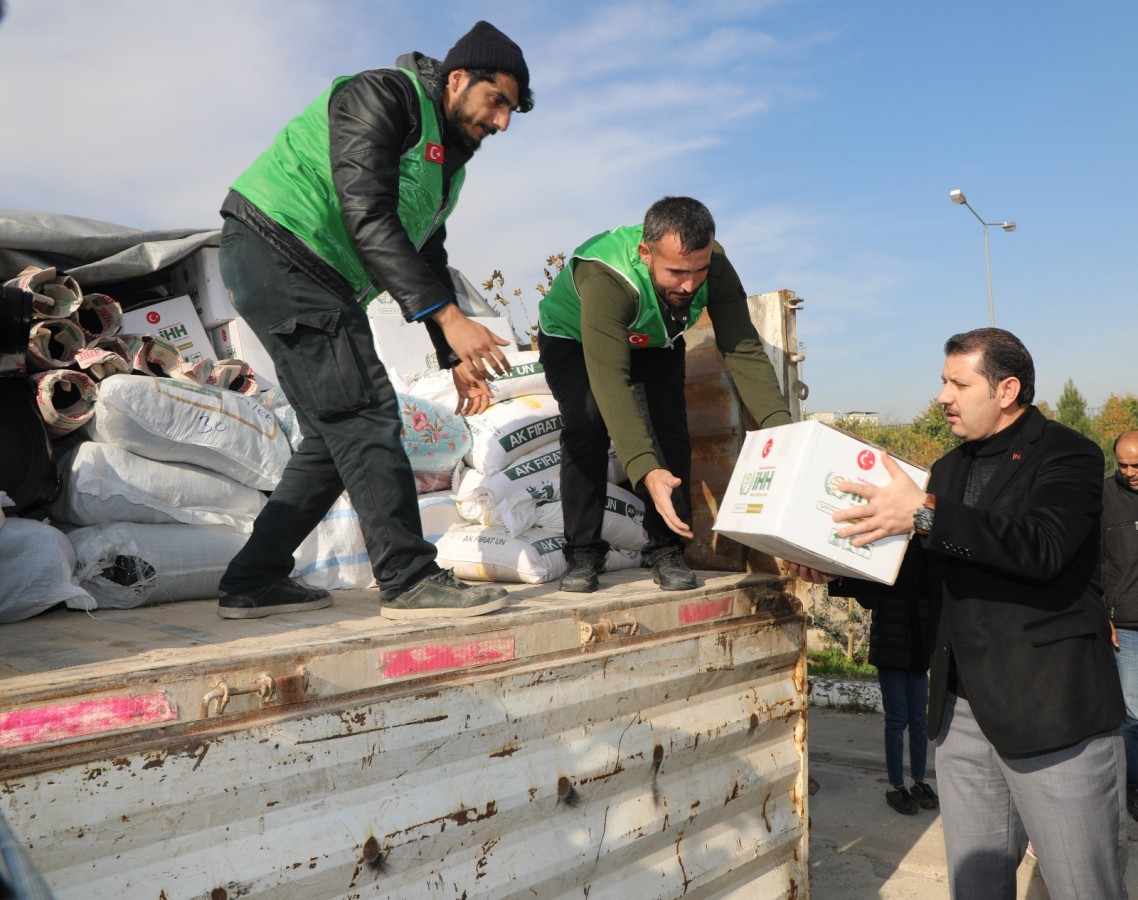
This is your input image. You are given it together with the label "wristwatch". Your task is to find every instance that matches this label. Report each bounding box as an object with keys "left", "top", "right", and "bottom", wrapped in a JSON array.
[{"left": 913, "top": 494, "right": 936, "bottom": 535}]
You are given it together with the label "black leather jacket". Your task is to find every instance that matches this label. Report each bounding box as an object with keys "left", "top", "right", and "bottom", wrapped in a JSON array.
[
  {"left": 221, "top": 52, "right": 469, "bottom": 364},
  {"left": 1104, "top": 471, "right": 1138, "bottom": 626}
]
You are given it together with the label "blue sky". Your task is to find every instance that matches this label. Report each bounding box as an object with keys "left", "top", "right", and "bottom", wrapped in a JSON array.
[{"left": 3, "top": 1, "right": 1134, "bottom": 421}]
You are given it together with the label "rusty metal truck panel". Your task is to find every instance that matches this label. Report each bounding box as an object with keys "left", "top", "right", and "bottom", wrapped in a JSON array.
[{"left": 1, "top": 572, "right": 808, "bottom": 898}]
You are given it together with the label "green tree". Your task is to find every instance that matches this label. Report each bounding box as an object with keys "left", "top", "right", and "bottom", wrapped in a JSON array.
[
  {"left": 836, "top": 399, "right": 958, "bottom": 469},
  {"left": 1056, "top": 378, "right": 1098, "bottom": 441},
  {"left": 1092, "top": 394, "right": 1138, "bottom": 474}
]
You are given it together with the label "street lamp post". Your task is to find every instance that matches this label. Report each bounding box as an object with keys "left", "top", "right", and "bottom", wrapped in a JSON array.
[{"left": 949, "top": 188, "right": 1016, "bottom": 327}]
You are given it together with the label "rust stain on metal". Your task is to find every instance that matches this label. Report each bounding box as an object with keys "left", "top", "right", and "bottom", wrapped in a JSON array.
[
  {"left": 210, "top": 888, "right": 227, "bottom": 900},
  {"left": 445, "top": 800, "right": 497, "bottom": 827},
  {"left": 761, "top": 791, "right": 773, "bottom": 832},
  {"left": 749, "top": 712, "right": 760, "bottom": 735},
  {"left": 386, "top": 801, "right": 499, "bottom": 840},
  {"left": 579, "top": 762, "right": 624, "bottom": 785},
  {"left": 475, "top": 837, "right": 498, "bottom": 880},
  {"left": 489, "top": 743, "right": 518, "bottom": 758},
  {"left": 391, "top": 715, "right": 448, "bottom": 729},
  {"left": 557, "top": 776, "right": 580, "bottom": 807},
  {"left": 674, "top": 833, "right": 692, "bottom": 892},
  {"left": 271, "top": 671, "right": 310, "bottom": 705},
  {"left": 724, "top": 782, "right": 740, "bottom": 806},
  {"left": 793, "top": 651, "right": 807, "bottom": 694}
]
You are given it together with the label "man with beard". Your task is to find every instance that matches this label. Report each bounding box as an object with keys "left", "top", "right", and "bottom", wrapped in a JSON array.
[
  {"left": 787, "top": 329, "right": 1126, "bottom": 899},
  {"left": 537, "top": 196, "right": 791, "bottom": 593},
  {"left": 215, "top": 21, "right": 534, "bottom": 620}
]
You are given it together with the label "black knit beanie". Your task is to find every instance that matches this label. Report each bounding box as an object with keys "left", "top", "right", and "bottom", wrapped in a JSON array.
[{"left": 441, "top": 21, "right": 529, "bottom": 100}]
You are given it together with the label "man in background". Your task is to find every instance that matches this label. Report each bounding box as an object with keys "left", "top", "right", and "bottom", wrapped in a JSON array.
[{"left": 1105, "top": 429, "right": 1138, "bottom": 820}]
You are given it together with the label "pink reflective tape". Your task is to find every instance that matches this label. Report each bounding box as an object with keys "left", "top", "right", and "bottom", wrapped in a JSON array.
[
  {"left": 679, "top": 594, "right": 735, "bottom": 624},
  {"left": 380, "top": 637, "right": 516, "bottom": 678},
  {"left": 0, "top": 692, "right": 179, "bottom": 749}
]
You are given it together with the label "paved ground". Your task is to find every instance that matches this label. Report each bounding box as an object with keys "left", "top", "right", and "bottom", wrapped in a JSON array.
[{"left": 807, "top": 705, "right": 1138, "bottom": 899}]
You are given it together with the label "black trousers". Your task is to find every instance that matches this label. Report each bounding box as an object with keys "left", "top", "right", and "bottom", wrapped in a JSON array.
[
  {"left": 217, "top": 218, "right": 439, "bottom": 598},
  {"left": 538, "top": 330, "right": 691, "bottom": 560}
]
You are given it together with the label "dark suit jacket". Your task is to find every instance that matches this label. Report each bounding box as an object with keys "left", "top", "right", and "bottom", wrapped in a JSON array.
[{"left": 840, "top": 406, "right": 1122, "bottom": 755}]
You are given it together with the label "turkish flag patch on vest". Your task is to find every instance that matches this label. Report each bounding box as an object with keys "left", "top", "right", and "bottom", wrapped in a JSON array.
[
  {"left": 627, "top": 332, "right": 650, "bottom": 347},
  {"left": 425, "top": 142, "right": 444, "bottom": 164}
]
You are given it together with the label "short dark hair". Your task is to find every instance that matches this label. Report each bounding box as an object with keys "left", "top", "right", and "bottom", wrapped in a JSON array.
[
  {"left": 943, "top": 327, "right": 1035, "bottom": 407},
  {"left": 642, "top": 196, "right": 715, "bottom": 252},
  {"left": 464, "top": 68, "right": 534, "bottom": 114}
]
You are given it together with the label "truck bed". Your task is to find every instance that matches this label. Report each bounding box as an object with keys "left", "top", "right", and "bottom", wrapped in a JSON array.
[
  {"left": 1, "top": 570, "right": 796, "bottom": 762},
  {"left": 1, "top": 571, "right": 810, "bottom": 899}
]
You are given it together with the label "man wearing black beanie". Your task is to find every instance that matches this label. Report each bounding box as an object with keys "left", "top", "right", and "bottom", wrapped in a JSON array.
[{"left": 214, "top": 22, "right": 535, "bottom": 621}]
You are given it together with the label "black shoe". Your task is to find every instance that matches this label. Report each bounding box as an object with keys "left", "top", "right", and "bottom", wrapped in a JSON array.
[
  {"left": 380, "top": 569, "right": 509, "bottom": 620},
  {"left": 885, "top": 785, "right": 919, "bottom": 815},
  {"left": 218, "top": 577, "right": 332, "bottom": 619},
  {"left": 560, "top": 551, "right": 603, "bottom": 593},
  {"left": 648, "top": 548, "right": 697, "bottom": 591},
  {"left": 910, "top": 781, "right": 939, "bottom": 810},
  {"left": 1127, "top": 789, "right": 1138, "bottom": 822}
]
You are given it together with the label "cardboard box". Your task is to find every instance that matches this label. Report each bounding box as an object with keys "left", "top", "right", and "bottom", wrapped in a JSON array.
[
  {"left": 120, "top": 295, "right": 214, "bottom": 365},
  {"left": 365, "top": 294, "right": 516, "bottom": 379},
  {"left": 713, "top": 420, "right": 930, "bottom": 584},
  {"left": 169, "top": 246, "right": 236, "bottom": 329},
  {"left": 209, "top": 319, "right": 278, "bottom": 389}
]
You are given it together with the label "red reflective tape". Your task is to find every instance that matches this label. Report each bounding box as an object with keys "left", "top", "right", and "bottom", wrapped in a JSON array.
[
  {"left": 679, "top": 595, "right": 734, "bottom": 624},
  {"left": 380, "top": 637, "right": 516, "bottom": 678},
  {"left": 0, "top": 692, "right": 179, "bottom": 749}
]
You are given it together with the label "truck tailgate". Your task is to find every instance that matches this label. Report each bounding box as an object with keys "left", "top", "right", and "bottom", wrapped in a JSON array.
[{"left": 1, "top": 571, "right": 809, "bottom": 898}]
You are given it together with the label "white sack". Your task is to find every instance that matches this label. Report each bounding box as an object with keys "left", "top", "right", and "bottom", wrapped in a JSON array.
[
  {"left": 463, "top": 395, "right": 562, "bottom": 475},
  {"left": 68, "top": 522, "right": 246, "bottom": 608},
  {"left": 292, "top": 492, "right": 374, "bottom": 591},
  {"left": 0, "top": 518, "right": 95, "bottom": 623},
  {"left": 48, "top": 442, "right": 266, "bottom": 533},
  {"left": 530, "top": 482, "right": 648, "bottom": 551},
  {"left": 85, "top": 374, "right": 291, "bottom": 490},
  {"left": 408, "top": 350, "right": 550, "bottom": 409},
  {"left": 433, "top": 523, "right": 640, "bottom": 585},
  {"left": 418, "top": 491, "right": 465, "bottom": 543},
  {"left": 292, "top": 489, "right": 469, "bottom": 590},
  {"left": 456, "top": 440, "right": 561, "bottom": 521}
]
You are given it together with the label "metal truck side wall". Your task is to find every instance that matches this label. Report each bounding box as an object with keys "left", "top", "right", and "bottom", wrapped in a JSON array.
[{"left": 2, "top": 612, "right": 807, "bottom": 899}]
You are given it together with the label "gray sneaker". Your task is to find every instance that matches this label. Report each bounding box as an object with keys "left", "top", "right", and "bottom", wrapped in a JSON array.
[{"left": 380, "top": 569, "right": 509, "bottom": 620}]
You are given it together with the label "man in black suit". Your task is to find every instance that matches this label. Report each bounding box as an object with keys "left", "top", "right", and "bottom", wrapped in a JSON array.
[{"left": 790, "top": 328, "right": 1126, "bottom": 899}]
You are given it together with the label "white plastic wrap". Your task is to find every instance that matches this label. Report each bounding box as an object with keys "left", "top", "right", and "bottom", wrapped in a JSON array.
[
  {"left": 84, "top": 374, "right": 290, "bottom": 490},
  {"left": 48, "top": 441, "right": 266, "bottom": 533},
  {"left": 0, "top": 518, "right": 95, "bottom": 623},
  {"left": 68, "top": 522, "right": 246, "bottom": 608}
]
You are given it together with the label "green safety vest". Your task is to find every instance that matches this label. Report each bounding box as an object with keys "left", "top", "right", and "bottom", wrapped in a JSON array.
[
  {"left": 231, "top": 68, "right": 465, "bottom": 300},
  {"left": 538, "top": 225, "right": 709, "bottom": 348}
]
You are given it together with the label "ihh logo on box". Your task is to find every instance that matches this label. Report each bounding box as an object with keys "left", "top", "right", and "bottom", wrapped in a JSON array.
[
  {"left": 158, "top": 323, "right": 189, "bottom": 342},
  {"left": 740, "top": 469, "right": 775, "bottom": 495}
]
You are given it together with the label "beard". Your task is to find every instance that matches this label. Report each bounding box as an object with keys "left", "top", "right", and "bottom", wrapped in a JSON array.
[
  {"left": 446, "top": 108, "right": 483, "bottom": 155},
  {"left": 649, "top": 271, "right": 694, "bottom": 311},
  {"left": 446, "top": 85, "right": 497, "bottom": 155}
]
